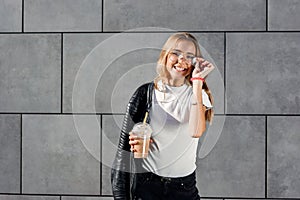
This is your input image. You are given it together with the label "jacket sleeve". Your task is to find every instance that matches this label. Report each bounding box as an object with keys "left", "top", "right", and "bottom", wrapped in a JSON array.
[{"left": 111, "top": 85, "right": 147, "bottom": 200}]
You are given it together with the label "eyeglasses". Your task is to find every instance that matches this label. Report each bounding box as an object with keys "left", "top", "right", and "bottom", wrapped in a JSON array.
[{"left": 169, "top": 49, "right": 195, "bottom": 63}]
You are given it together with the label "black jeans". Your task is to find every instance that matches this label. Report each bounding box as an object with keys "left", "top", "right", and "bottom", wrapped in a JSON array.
[{"left": 132, "top": 171, "right": 200, "bottom": 200}]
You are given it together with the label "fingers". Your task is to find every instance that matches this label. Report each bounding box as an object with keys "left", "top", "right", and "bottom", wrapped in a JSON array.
[
  {"left": 199, "top": 61, "right": 211, "bottom": 71},
  {"left": 201, "top": 61, "right": 210, "bottom": 67},
  {"left": 130, "top": 146, "right": 136, "bottom": 152},
  {"left": 200, "top": 63, "right": 215, "bottom": 78},
  {"left": 201, "top": 63, "right": 213, "bottom": 71},
  {"left": 129, "top": 132, "right": 139, "bottom": 152},
  {"left": 194, "top": 57, "right": 212, "bottom": 69},
  {"left": 129, "top": 140, "right": 138, "bottom": 145},
  {"left": 194, "top": 57, "right": 204, "bottom": 63},
  {"left": 195, "top": 58, "right": 214, "bottom": 70},
  {"left": 129, "top": 132, "right": 137, "bottom": 140},
  {"left": 192, "top": 57, "right": 215, "bottom": 79},
  {"left": 129, "top": 132, "right": 154, "bottom": 152}
]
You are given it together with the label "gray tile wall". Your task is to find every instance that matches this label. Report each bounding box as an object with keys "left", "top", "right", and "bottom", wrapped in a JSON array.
[
  {"left": 62, "top": 197, "right": 113, "bottom": 200},
  {"left": 0, "top": 34, "right": 61, "bottom": 113},
  {"left": 197, "top": 116, "right": 265, "bottom": 197},
  {"left": 101, "top": 115, "right": 124, "bottom": 195},
  {"left": 268, "top": 116, "right": 300, "bottom": 198},
  {"left": 24, "top": 0, "right": 102, "bottom": 32},
  {"left": 104, "top": 0, "right": 266, "bottom": 31},
  {"left": 0, "top": 115, "right": 20, "bottom": 193},
  {"left": 0, "top": 0, "right": 299, "bottom": 199},
  {"left": 0, "top": 196, "right": 59, "bottom": 200},
  {"left": 269, "top": 0, "right": 300, "bottom": 31},
  {"left": 226, "top": 33, "right": 300, "bottom": 114},
  {"left": 0, "top": 0, "right": 22, "bottom": 32},
  {"left": 22, "top": 115, "right": 100, "bottom": 194}
]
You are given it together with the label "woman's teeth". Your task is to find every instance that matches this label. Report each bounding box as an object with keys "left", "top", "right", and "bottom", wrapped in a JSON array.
[{"left": 174, "top": 65, "right": 186, "bottom": 71}]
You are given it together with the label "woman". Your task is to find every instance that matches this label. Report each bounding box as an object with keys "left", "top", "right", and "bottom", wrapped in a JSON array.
[{"left": 111, "top": 32, "right": 214, "bottom": 200}]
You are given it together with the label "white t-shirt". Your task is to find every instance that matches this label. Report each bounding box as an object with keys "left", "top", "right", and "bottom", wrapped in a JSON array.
[{"left": 141, "top": 82, "right": 212, "bottom": 177}]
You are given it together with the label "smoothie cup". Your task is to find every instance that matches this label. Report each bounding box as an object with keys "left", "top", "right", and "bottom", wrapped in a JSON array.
[{"left": 132, "top": 122, "right": 152, "bottom": 158}]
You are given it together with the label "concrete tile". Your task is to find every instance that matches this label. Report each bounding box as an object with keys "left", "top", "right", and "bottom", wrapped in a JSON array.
[
  {"left": 22, "top": 115, "right": 100, "bottom": 194},
  {"left": 226, "top": 33, "right": 300, "bottom": 114},
  {"left": 201, "top": 199, "right": 222, "bottom": 200},
  {"left": 0, "top": 195, "right": 59, "bottom": 200},
  {"left": 24, "top": 0, "right": 102, "bottom": 32},
  {"left": 62, "top": 197, "right": 113, "bottom": 200},
  {"left": 268, "top": 116, "right": 300, "bottom": 198},
  {"left": 197, "top": 116, "right": 265, "bottom": 197},
  {"left": 65, "top": 33, "right": 163, "bottom": 114},
  {"left": 101, "top": 115, "right": 124, "bottom": 195},
  {"left": 226, "top": 199, "right": 291, "bottom": 200},
  {"left": 0, "top": 34, "right": 61, "bottom": 113},
  {"left": 0, "top": 0, "right": 22, "bottom": 32},
  {"left": 63, "top": 33, "right": 112, "bottom": 113},
  {"left": 269, "top": 0, "right": 300, "bottom": 31},
  {"left": 101, "top": 165, "right": 113, "bottom": 196},
  {"left": 104, "top": 0, "right": 266, "bottom": 31},
  {"left": 0, "top": 115, "right": 20, "bottom": 193}
]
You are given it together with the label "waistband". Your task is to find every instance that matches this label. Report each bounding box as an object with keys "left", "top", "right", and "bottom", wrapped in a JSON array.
[{"left": 138, "top": 171, "right": 196, "bottom": 183}]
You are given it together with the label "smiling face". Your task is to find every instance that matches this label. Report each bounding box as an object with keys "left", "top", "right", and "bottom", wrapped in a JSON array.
[{"left": 165, "top": 39, "right": 196, "bottom": 86}]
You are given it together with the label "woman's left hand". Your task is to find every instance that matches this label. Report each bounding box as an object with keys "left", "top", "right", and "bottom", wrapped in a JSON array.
[{"left": 192, "top": 57, "right": 215, "bottom": 78}]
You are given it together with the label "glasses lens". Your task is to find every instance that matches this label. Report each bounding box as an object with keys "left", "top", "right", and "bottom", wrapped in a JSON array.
[
  {"left": 186, "top": 55, "right": 194, "bottom": 62},
  {"left": 169, "top": 50, "right": 195, "bottom": 63}
]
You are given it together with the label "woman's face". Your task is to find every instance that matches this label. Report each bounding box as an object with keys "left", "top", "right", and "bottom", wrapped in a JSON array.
[{"left": 166, "top": 39, "right": 196, "bottom": 82}]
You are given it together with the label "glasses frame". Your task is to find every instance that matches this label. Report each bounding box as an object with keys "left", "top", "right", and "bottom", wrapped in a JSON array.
[{"left": 168, "top": 49, "right": 196, "bottom": 64}]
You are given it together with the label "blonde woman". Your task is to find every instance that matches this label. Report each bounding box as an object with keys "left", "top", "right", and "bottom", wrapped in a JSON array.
[{"left": 111, "top": 32, "right": 214, "bottom": 200}]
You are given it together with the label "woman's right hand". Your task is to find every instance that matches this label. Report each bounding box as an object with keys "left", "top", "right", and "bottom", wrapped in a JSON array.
[
  {"left": 129, "top": 132, "right": 153, "bottom": 152},
  {"left": 129, "top": 132, "right": 138, "bottom": 152}
]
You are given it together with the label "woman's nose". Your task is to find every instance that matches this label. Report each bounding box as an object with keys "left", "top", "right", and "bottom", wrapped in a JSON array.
[
  {"left": 178, "top": 54, "right": 186, "bottom": 61},
  {"left": 178, "top": 54, "right": 187, "bottom": 63}
]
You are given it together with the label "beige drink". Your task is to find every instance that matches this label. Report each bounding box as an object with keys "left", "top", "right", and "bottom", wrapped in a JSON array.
[{"left": 132, "top": 122, "right": 152, "bottom": 158}]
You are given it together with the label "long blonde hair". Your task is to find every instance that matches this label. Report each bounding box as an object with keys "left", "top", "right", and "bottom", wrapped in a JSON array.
[{"left": 154, "top": 32, "right": 214, "bottom": 124}]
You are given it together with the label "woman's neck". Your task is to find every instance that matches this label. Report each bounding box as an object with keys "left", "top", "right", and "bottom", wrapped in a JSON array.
[{"left": 167, "top": 78, "right": 185, "bottom": 87}]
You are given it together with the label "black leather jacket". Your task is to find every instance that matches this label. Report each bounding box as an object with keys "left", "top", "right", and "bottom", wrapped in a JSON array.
[{"left": 111, "top": 82, "right": 154, "bottom": 200}]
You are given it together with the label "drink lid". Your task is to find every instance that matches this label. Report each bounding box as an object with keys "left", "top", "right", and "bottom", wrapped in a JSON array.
[{"left": 132, "top": 122, "right": 152, "bottom": 137}]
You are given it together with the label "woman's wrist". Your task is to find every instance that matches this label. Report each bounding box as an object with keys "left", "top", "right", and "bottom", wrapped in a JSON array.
[
  {"left": 191, "top": 77, "right": 204, "bottom": 95},
  {"left": 190, "top": 77, "right": 205, "bottom": 82},
  {"left": 192, "top": 78, "right": 203, "bottom": 88},
  {"left": 192, "top": 80, "right": 203, "bottom": 99}
]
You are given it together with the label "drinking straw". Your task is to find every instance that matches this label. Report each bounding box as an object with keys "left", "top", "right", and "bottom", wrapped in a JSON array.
[
  {"left": 143, "top": 112, "right": 148, "bottom": 124},
  {"left": 140, "top": 112, "right": 149, "bottom": 157}
]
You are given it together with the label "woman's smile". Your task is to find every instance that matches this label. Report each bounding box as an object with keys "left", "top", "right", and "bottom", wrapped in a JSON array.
[{"left": 173, "top": 63, "right": 188, "bottom": 72}]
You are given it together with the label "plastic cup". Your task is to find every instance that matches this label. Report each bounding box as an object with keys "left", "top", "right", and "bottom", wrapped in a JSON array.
[{"left": 132, "top": 122, "right": 152, "bottom": 158}]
